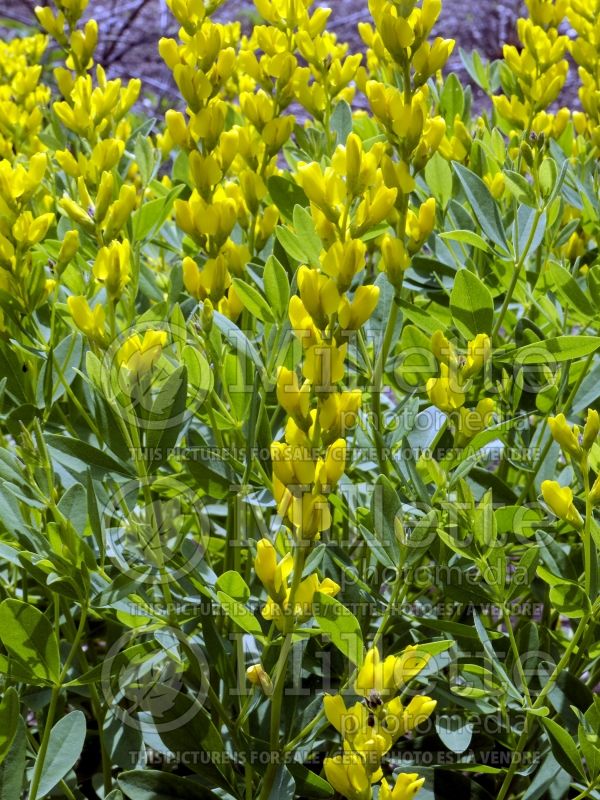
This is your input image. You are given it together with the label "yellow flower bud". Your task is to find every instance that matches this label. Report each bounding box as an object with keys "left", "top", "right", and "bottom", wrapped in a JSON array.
[
  {"left": 582, "top": 409, "right": 599, "bottom": 451},
  {"left": 454, "top": 398, "right": 495, "bottom": 448},
  {"left": 276, "top": 367, "right": 310, "bottom": 422},
  {"left": 462, "top": 333, "right": 491, "bottom": 379},
  {"left": 254, "top": 538, "right": 292, "bottom": 603},
  {"left": 165, "top": 109, "right": 188, "bottom": 147},
  {"left": 322, "top": 438, "right": 347, "bottom": 487},
  {"left": 67, "top": 296, "right": 105, "bottom": 344},
  {"left": 548, "top": 413, "right": 583, "bottom": 460},
  {"left": 57, "top": 229, "right": 80, "bottom": 272},
  {"left": 93, "top": 239, "right": 131, "bottom": 300},
  {"left": 246, "top": 664, "right": 273, "bottom": 695},
  {"left": 541, "top": 481, "right": 583, "bottom": 528}
]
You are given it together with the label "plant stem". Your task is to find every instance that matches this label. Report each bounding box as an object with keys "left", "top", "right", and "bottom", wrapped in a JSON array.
[
  {"left": 258, "top": 545, "right": 306, "bottom": 800},
  {"left": 517, "top": 349, "right": 595, "bottom": 505},
  {"left": 372, "top": 299, "right": 399, "bottom": 476},
  {"left": 493, "top": 208, "right": 543, "bottom": 339},
  {"left": 28, "top": 686, "right": 60, "bottom": 800},
  {"left": 495, "top": 611, "right": 590, "bottom": 800}
]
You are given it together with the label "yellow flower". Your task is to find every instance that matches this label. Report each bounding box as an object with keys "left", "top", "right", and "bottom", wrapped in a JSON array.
[
  {"left": 381, "top": 235, "right": 410, "bottom": 286},
  {"left": 93, "top": 239, "right": 131, "bottom": 300},
  {"left": 541, "top": 481, "right": 583, "bottom": 528},
  {"left": 117, "top": 330, "right": 168, "bottom": 379},
  {"left": 324, "top": 754, "right": 373, "bottom": 800},
  {"left": 454, "top": 398, "right": 495, "bottom": 448},
  {"left": 276, "top": 367, "right": 310, "bottom": 422},
  {"left": 338, "top": 286, "right": 380, "bottom": 331},
  {"left": 321, "top": 239, "right": 367, "bottom": 293},
  {"left": 355, "top": 645, "right": 430, "bottom": 699},
  {"left": 303, "top": 342, "right": 347, "bottom": 387},
  {"left": 297, "top": 267, "right": 340, "bottom": 330},
  {"left": 547, "top": 413, "right": 582, "bottom": 460},
  {"left": 380, "top": 773, "right": 426, "bottom": 800},
  {"left": 261, "top": 567, "right": 340, "bottom": 626},
  {"left": 254, "top": 538, "right": 292, "bottom": 604},
  {"left": 67, "top": 296, "right": 105, "bottom": 344},
  {"left": 462, "top": 334, "right": 491, "bottom": 379},
  {"left": 57, "top": 229, "right": 79, "bottom": 270},
  {"left": 431, "top": 329, "right": 456, "bottom": 366},
  {"left": 384, "top": 695, "right": 437, "bottom": 741},
  {"left": 318, "top": 438, "right": 347, "bottom": 488},
  {"left": 289, "top": 491, "right": 332, "bottom": 539},
  {"left": 426, "top": 363, "right": 465, "bottom": 413},
  {"left": 319, "top": 390, "right": 362, "bottom": 438}
]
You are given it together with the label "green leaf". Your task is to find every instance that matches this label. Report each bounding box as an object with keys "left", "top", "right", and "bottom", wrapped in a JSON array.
[
  {"left": 268, "top": 175, "right": 309, "bottom": 222},
  {"left": 293, "top": 205, "right": 322, "bottom": 267},
  {"left": 0, "top": 689, "right": 19, "bottom": 766},
  {"left": 34, "top": 710, "right": 86, "bottom": 799},
  {"left": 453, "top": 162, "right": 509, "bottom": 252},
  {"left": 231, "top": 277, "right": 275, "bottom": 323},
  {"left": 57, "top": 482, "right": 88, "bottom": 537},
  {"left": 435, "top": 715, "right": 473, "bottom": 754},
  {"left": 503, "top": 336, "right": 600, "bottom": 365},
  {"left": 288, "top": 763, "right": 333, "bottom": 798},
  {"left": 0, "top": 716, "right": 26, "bottom": 800},
  {"left": 276, "top": 225, "right": 319, "bottom": 267},
  {"left": 217, "top": 591, "right": 263, "bottom": 637},
  {"left": 46, "top": 434, "right": 133, "bottom": 477},
  {"left": 314, "top": 592, "right": 363, "bottom": 666},
  {"left": 134, "top": 135, "right": 156, "bottom": 185},
  {"left": 212, "top": 309, "right": 265, "bottom": 373},
  {"left": 440, "top": 229, "right": 492, "bottom": 252},
  {"left": 440, "top": 73, "right": 465, "bottom": 122},
  {"left": 503, "top": 169, "right": 536, "bottom": 207},
  {"left": 545, "top": 262, "right": 594, "bottom": 318},
  {"left": 0, "top": 600, "right": 60, "bottom": 685},
  {"left": 371, "top": 474, "right": 401, "bottom": 562},
  {"left": 450, "top": 269, "right": 494, "bottom": 338},
  {"left": 268, "top": 765, "right": 295, "bottom": 800},
  {"left": 119, "top": 770, "right": 219, "bottom": 799},
  {"left": 540, "top": 716, "right": 586, "bottom": 780},
  {"left": 132, "top": 185, "right": 183, "bottom": 240},
  {"left": 330, "top": 100, "right": 353, "bottom": 145},
  {"left": 425, "top": 153, "right": 452, "bottom": 208},
  {"left": 145, "top": 365, "right": 189, "bottom": 456},
  {"left": 264, "top": 255, "right": 290, "bottom": 320},
  {"left": 216, "top": 571, "right": 250, "bottom": 603}
]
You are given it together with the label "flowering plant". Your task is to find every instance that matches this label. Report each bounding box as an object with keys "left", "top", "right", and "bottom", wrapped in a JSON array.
[{"left": 0, "top": 1, "right": 598, "bottom": 799}]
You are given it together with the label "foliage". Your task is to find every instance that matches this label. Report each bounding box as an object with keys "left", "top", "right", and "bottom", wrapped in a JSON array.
[{"left": 0, "top": 0, "right": 598, "bottom": 799}]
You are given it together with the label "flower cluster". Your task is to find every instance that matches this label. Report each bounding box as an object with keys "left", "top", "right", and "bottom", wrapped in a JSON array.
[
  {"left": 323, "top": 646, "right": 436, "bottom": 800},
  {"left": 426, "top": 330, "right": 494, "bottom": 446}
]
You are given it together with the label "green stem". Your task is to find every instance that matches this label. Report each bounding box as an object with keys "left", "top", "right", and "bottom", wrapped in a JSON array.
[
  {"left": 583, "top": 456, "right": 593, "bottom": 598},
  {"left": 493, "top": 208, "right": 543, "bottom": 339},
  {"left": 283, "top": 565, "right": 410, "bottom": 755},
  {"left": 372, "top": 299, "right": 399, "bottom": 476},
  {"left": 502, "top": 606, "right": 532, "bottom": 704},
  {"left": 517, "top": 350, "right": 595, "bottom": 505},
  {"left": 495, "top": 611, "right": 590, "bottom": 800},
  {"left": 29, "top": 603, "right": 88, "bottom": 800},
  {"left": 258, "top": 545, "right": 306, "bottom": 800},
  {"left": 29, "top": 686, "right": 60, "bottom": 800}
]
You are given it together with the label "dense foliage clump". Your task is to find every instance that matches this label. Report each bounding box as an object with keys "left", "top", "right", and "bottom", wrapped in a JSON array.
[{"left": 0, "top": 1, "right": 599, "bottom": 799}]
